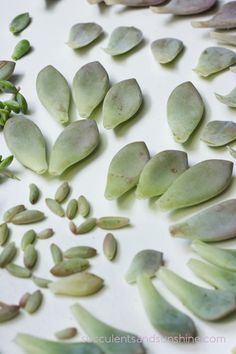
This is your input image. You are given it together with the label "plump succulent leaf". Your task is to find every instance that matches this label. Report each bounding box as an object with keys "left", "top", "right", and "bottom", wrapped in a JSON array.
[
  {"left": 211, "top": 32, "right": 236, "bottom": 46},
  {"left": 201, "top": 121, "right": 236, "bottom": 147},
  {"left": 151, "top": 0, "right": 216, "bottom": 15},
  {"left": 105, "top": 0, "right": 167, "bottom": 6},
  {"left": 215, "top": 87, "right": 236, "bottom": 108},
  {"left": 151, "top": 38, "right": 184, "bottom": 64},
  {"left": 67, "top": 23, "right": 103, "bottom": 49},
  {"left": 0, "top": 61, "right": 15, "bottom": 80}
]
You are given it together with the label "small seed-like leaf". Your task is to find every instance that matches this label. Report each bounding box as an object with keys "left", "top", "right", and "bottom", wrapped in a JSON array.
[
  {"left": 36, "top": 65, "right": 70, "bottom": 124},
  {"left": 71, "top": 303, "right": 145, "bottom": 354},
  {"left": 16, "top": 92, "right": 28, "bottom": 114},
  {"left": 103, "top": 233, "right": 117, "bottom": 261},
  {"left": 167, "top": 81, "right": 204, "bottom": 143},
  {"left": 137, "top": 274, "right": 197, "bottom": 338},
  {"left": 105, "top": 0, "right": 167, "bottom": 6},
  {"left": 0, "top": 223, "right": 9, "bottom": 246},
  {"left": 72, "top": 61, "right": 109, "bottom": 118},
  {"left": 0, "top": 302, "right": 20, "bottom": 323},
  {"left": 0, "top": 242, "right": 17, "bottom": 267},
  {"left": 104, "top": 26, "right": 143, "bottom": 56},
  {"left": 151, "top": 0, "right": 216, "bottom": 15},
  {"left": 49, "top": 272, "right": 104, "bottom": 296},
  {"left": 157, "top": 160, "right": 233, "bottom": 211},
  {"left": 25, "top": 290, "right": 43, "bottom": 314},
  {"left": 9, "top": 13, "right": 31, "bottom": 34},
  {"left": 103, "top": 79, "right": 142, "bottom": 129},
  {"left": 158, "top": 267, "right": 236, "bottom": 321},
  {"left": 194, "top": 47, "right": 236, "bottom": 77},
  {"left": 192, "top": 240, "right": 236, "bottom": 272},
  {"left": 201, "top": 121, "right": 236, "bottom": 147},
  {"left": 24, "top": 245, "right": 38, "bottom": 269},
  {"left": 170, "top": 199, "right": 236, "bottom": 242},
  {"left": 66, "top": 199, "right": 78, "bottom": 220},
  {"left": 69, "top": 221, "right": 78, "bottom": 235},
  {"left": 4, "top": 204, "right": 26, "bottom": 222},
  {"left": 67, "top": 23, "right": 103, "bottom": 49},
  {"left": 4, "top": 116, "right": 48, "bottom": 174},
  {"left": 50, "top": 258, "right": 89, "bottom": 277},
  {"left": 64, "top": 246, "right": 97, "bottom": 259},
  {"left": 55, "top": 182, "right": 70, "bottom": 203},
  {"left": 0, "top": 61, "right": 15, "bottom": 80},
  {"left": 12, "top": 39, "right": 31, "bottom": 60},
  {"left": 21, "top": 230, "right": 36, "bottom": 250},
  {"left": 6, "top": 263, "right": 31, "bottom": 278},
  {"left": 15, "top": 333, "right": 104, "bottom": 354},
  {"left": 50, "top": 243, "right": 63, "bottom": 264},
  {"left": 37, "top": 228, "right": 54, "bottom": 240},
  {"left": 76, "top": 218, "right": 97, "bottom": 234},
  {"left": 151, "top": 38, "right": 184, "bottom": 64},
  {"left": 97, "top": 216, "right": 129, "bottom": 230},
  {"left": 215, "top": 87, "right": 236, "bottom": 108},
  {"left": 32, "top": 275, "right": 52, "bottom": 288},
  {"left": 126, "top": 250, "right": 163, "bottom": 284},
  {"left": 211, "top": 32, "right": 236, "bottom": 46},
  {"left": 49, "top": 120, "right": 100, "bottom": 176},
  {"left": 188, "top": 258, "right": 236, "bottom": 294},
  {"left": 45, "top": 198, "right": 65, "bottom": 217},
  {"left": 78, "top": 195, "right": 90, "bottom": 217},
  {"left": 136, "top": 150, "right": 188, "bottom": 198},
  {"left": 11, "top": 210, "right": 45, "bottom": 224},
  {"left": 29, "top": 183, "right": 40, "bottom": 204},
  {"left": 192, "top": 2, "right": 236, "bottom": 29},
  {"left": 55, "top": 327, "right": 78, "bottom": 340},
  {"left": 19, "top": 293, "right": 30, "bottom": 308},
  {"left": 105, "top": 142, "right": 150, "bottom": 200}
]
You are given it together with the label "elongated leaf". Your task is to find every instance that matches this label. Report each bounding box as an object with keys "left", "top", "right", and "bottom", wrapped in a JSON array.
[
  {"left": 103, "top": 79, "right": 142, "bottom": 129},
  {"left": 105, "top": 142, "right": 150, "bottom": 200},
  {"left": 49, "top": 119, "right": 99, "bottom": 176},
  {"left": 137, "top": 274, "right": 197, "bottom": 338},
  {"left": 67, "top": 23, "right": 103, "bottom": 49},
  {"left": 167, "top": 82, "right": 204, "bottom": 143},
  {"left": 201, "top": 121, "right": 236, "bottom": 147},
  {"left": 72, "top": 61, "right": 109, "bottom": 118},
  {"left": 151, "top": 38, "right": 184, "bottom": 64},
  {"left": 104, "top": 26, "right": 143, "bottom": 56},
  {"left": 215, "top": 87, "right": 236, "bottom": 108},
  {"left": 36, "top": 65, "right": 70, "bottom": 124},
  {"left": 158, "top": 267, "right": 236, "bottom": 321},
  {"left": 71, "top": 303, "right": 146, "bottom": 354},
  {"left": 151, "top": 0, "right": 216, "bottom": 15},
  {"left": 211, "top": 32, "right": 236, "bottom": 46},
  {"left": 4, "top": 116, "right": 48, "bottom": 174},
  {"left": 194, "top": 47, "right": 236, "bottom": 77},
  {"left": 192, "top": 2, "right": 236, "bottom": 29},
  {"left": 158, "top": 160, "right": 233, "bottom": 211}
]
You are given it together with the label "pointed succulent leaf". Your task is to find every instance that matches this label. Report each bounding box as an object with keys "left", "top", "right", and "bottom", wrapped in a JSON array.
[
  {"left": 49, "top": 119, "right": 100, "bottom": 176},
  {"left": 0, "top": 302, "right": 20, "bottom": 323},
  {"left": 9, "top": 13, "right": 31, "bottom": 34},
  {"left": 104, "top": 26, "right": 143, "bottom": 56},
  {"left": 158, "top": 267, "right": 236, "bottom": 321},
  {"left": 201, "top": 120, "right": 236, "bottom": 147},
  {"left": 215, "top": 87, "right": 236, "bottom": 108},
  {"left": 151, "top": 38, "right": 184, "bottom": 64},
  {"left": 36, "top": 65, "right": 70, "bottom": 124},
  {"left": 151, "top": 0, "right": 216, "bottom": 15},
  {"left": 71, "top": 303, "right": 146, "bottom": 354},
  {"left": 72, "top": 61, "right": 109, "bottom": 118},
  {"left": 103, "top": 79, "right": 142, "bottom": 129},
  {"left": 4, "top": 116, "right": 48, "bottom": 174},
  {"left": 67, "top": 23, "right": 103, "bottom": 49},
  {"left": 136, "top": 150, "right": 188, "bottom": 198},
  {"left": 105, "top": 142, "right": 150, "bottom": 200},
  {"left": 50, "top": 258, "right": 89, "bottom": 277}
]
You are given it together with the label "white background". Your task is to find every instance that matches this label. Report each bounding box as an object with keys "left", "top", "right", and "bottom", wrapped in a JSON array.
[{"left": 0, "top": 0, "right": 236, "bottom": 353}]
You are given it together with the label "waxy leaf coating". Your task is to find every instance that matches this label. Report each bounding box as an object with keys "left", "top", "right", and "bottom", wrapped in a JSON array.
[
  {"left": 170, "top": 199, "right": 236, "bottom": 242},
  {"left": 105, "top": 0, "right": 167, "bottom": 6},
  {"left": 136, "top": 150, "right": 188, "bottom": 198},
  {"left": 103, "top": 79, "right": 142, "bottom": 129},
  {"left": 151, "top": 0, "right": 216, "bottom": 15},
  {"left": 105, "top": 142, "right": 150, "bottom": 200},
  {"left": 194, "top": 47, "right": 236, "bottom": 77},
  {"left": 72, "top": 61, "right": 109, "bottom": 118},
  {"left": 215, "top": 87, "right": 236, "bottom": 108},
  {"left": 67, "top": 23, "right": 103, "bottom": 49},
  {"left": 192, "top": 2, "right": 236, "bottom": 29},
  {"left": 49, "top": 119, "right": 99, "bottom": 176},
  {"left": 201, "top": 121, "right": 236, "bottom": 147},
  {"left": 104, "top": 26, "right": 143, "bottom": 56},
  {"left": 158, "top": 160, "right": 233, "bottom": 211},
  {"left": 167, "top": 82, "right": 204, "bottom": 143},
  {"left": 151, "top": 38, "right": 184, "bottom": 64},
  {"left": 137, "top": 274, "right": 197, "bottom": 338},
  {"left": 71, "top": 303, "right": 146, "bottom": 354},
  {"left": 4, "top": 116, "right": 48, "bottom": 174},
  {"left": 36, "top": 65, "right": 70, "bottom": 124},
  {"left": 158, "top": 267, "right": 236, "bottom": 321}
]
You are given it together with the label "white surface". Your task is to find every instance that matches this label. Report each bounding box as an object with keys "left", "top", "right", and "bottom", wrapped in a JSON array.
[{"left": 0, "top": 0, "right": 236, "bottom": 353}]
